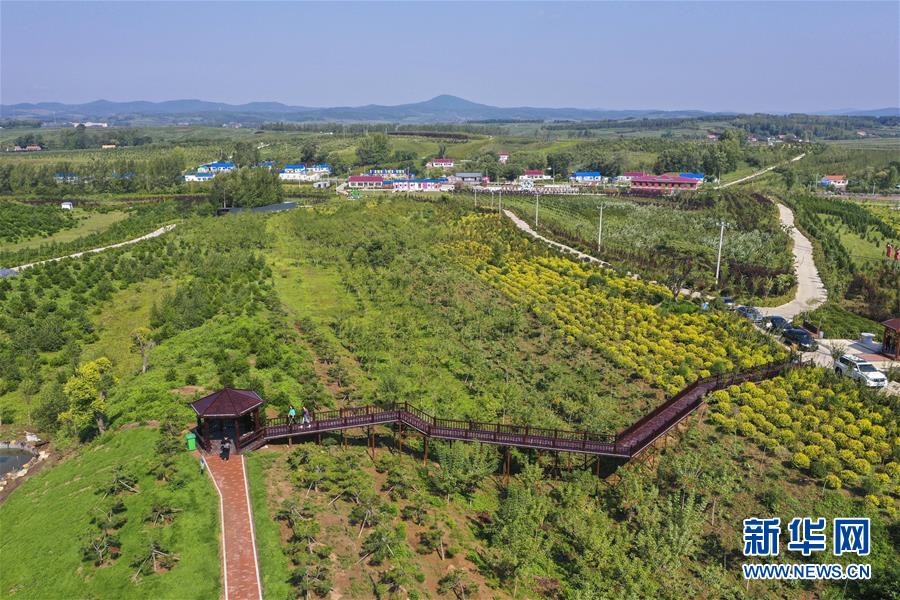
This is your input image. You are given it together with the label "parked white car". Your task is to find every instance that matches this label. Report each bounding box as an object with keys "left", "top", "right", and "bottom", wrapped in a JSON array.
[{"left": 834, "top": 354, "right": 888, "bottom": 388}]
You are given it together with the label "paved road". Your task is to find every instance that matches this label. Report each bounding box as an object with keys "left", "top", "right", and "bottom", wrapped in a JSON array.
[
  {"left": 759, "top": 203, "right": 827, "bottom": 319},
  {"left": 205, "top": 454, "right": 263, "bottom": 600},
  {"left": 716, "top": 153, "right": 806, "bottom": 189},
  {"left": 7, "top": 224, "right": 177, "bottom": 273}
]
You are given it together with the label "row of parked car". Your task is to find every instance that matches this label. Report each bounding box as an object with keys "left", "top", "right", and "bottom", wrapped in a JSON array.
[
  {"left": 727, "top": 300, "right": 820, "bottom": 352},
  {"left": 725, "top": 298, "right": 887, "bottom": 389}
]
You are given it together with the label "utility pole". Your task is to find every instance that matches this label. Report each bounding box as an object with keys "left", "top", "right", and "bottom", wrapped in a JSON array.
[
  {"left": 715, "top": 220, "right": 726, "bottom": 285},
  {"left": 534, "top": 193, "right": 540, "bottom": 227},
  {"left": 474, "top": 186, "right": 478, "bottom": 209},
  {"left": 498, "top": 190, "right": 502, "bottom": 215},
  {"left": 597, "top": 203, "right": 604, "bottom": 253}
]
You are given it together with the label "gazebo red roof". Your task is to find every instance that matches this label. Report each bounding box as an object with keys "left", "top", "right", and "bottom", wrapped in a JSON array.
[
  {"left": 190, "top": 388, "right": 264, "bottom": 418},
  {"left": 882, "top": 318, "right": 900, "bottom": 332}
]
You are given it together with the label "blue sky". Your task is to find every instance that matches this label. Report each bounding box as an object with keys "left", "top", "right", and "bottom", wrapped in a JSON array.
[{"left": 2, "top": 1, "right": 898, "bottom": 112}]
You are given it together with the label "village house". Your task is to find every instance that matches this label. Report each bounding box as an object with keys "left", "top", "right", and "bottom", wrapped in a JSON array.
[
  {"left": 308, "top": 163, "right": 332, "bottom": 175},
  {"left": 630, "top": 174, "right": 701, "bottom": 194},
  {"left": 820, "top": 175, "right": 848, "bottom": 190},
  {"left": 452, "top": 172, "right": 486, "bottom": 185},
  {"left": 429, "top": 158, "right": 455, "bottom": 169},
  {"left": 279, "top": 163, "right": 331, "bottom": 181},
  {"left": 184, "top": 172, "right": 215, "bottom": 182},
  {"left": 60, "top": 201, "right": 74, "bottom": 210},
  {"left": 197, "top": 161, "right": 237, "bottom": 174},
  {"left": 13, "top": 144, "right": 43, "bottom": 152},
  {"left": 348, "top": 175, "right": 385, "bottom": 189},
  {"left": 570, "top": 171, "right": 603, "bottom": 183},
  {"left": 391, "top": 178, "right": 453, "bottom": 192},
  {"left": 101, "top": 144, "right": 117, "bottom": 149},
  {"left": 368, "top": 168, "right": 408, "bottom": 180},
  {"left": 520, "top": 169, "right": 551, "bottom": 181},
  {"left": 498, "top": 153, "right": 510, "bottom": 164},
  {"left": 279, "top": 165, "right": 309, "bottom": 181}
]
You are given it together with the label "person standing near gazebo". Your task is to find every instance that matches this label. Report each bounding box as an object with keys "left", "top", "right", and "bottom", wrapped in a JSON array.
[{"left": 221, "top": 437, "right": 231, "bottom": 461}]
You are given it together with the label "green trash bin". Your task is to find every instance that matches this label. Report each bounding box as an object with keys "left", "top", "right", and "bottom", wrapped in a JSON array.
[{"left": 185, "top": 432, "right": 197, "bottom": 451}]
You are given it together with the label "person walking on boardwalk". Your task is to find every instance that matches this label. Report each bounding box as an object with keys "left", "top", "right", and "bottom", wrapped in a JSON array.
[
  {"left": 301, "top": 406, "right": 311, "bottom": 428},
  {"left": 288, "top": 405, "right": 296, "bottom": 425},
  {"left": 221, "top": 437, "right": 231, "bottom": 461}
]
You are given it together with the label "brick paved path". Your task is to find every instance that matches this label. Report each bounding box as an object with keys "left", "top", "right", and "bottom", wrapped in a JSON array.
[{"left": 204, "top": 453, "right": 263, "bottom": 600}]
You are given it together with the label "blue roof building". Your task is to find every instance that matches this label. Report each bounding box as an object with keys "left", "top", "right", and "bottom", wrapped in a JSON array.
[
  {"left": 197, "top": 161, "right": 237, "bottom": 173},
  {"left": 571, "top": 171, "right": 603, "bottom": 182}
]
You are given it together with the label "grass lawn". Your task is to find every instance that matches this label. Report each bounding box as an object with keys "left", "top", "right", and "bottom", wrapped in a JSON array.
[
  {"left": 266, "top": 209, "right": 357, "bottom": 322},
  {"left": 837, "top": 228, "right": 885, "bottom": 260},
  {"left": 793, "top": 301, "right": 881, "bottom": 339},
  {"left": 82, "top": 278, "right": 179, "bottom": 380},
  {"left": 0, "top": 427, "right": 221, "bottom": 600},
  {"left": 819, "top": 214, "right": 887, "bottom": 261},
  {"left": 2, "top": 209, "right": 128, "bottom": 252}
]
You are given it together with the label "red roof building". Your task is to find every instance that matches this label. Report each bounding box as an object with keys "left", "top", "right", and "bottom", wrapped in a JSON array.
[
  {"left": 630, "top": 175, "right": 700, "bottom": 194},
  {"left": 348, "top": 175, "right": 384, "bottom": 189},
  {"left": 430, "top": 158, "right": 455, "bottom": 169}
]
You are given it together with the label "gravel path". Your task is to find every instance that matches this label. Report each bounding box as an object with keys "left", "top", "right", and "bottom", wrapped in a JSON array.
[
  {"left": 716, "top": 153, "right": 806, "bottom": 189},
  {"left": 7, "top": 224, "right": 177, "bottom": 273},
  {"left": 759, "top": 203, "right": 827, "bottom": 319}
]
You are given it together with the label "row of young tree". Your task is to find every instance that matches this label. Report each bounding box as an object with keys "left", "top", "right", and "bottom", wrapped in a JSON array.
[
  {"left": 12, "top": 126, "right": 153, "bottom": 150},
  {"left": 0, "top": 152, "right": 187, "bottom": 195}
]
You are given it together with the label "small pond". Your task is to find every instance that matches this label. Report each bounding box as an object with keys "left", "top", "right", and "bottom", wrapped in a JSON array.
[{"left": 0, "top": 448, "right": 34, "bottom": 477}]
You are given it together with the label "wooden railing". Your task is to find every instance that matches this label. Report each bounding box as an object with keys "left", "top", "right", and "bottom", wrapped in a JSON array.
[{"left": 239, "top": 360, "right": 790, "bottom": 459}]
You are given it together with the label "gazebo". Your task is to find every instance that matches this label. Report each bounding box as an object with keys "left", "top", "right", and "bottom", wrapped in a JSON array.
[
  {"left": 190, "top": 388, "right": 265, "bottom": 453},
  {"left": 881, "top": 318, "right": 900, "bottom": 360}
]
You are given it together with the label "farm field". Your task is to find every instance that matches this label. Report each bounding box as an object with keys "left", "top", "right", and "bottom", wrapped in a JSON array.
[
  {"left": 0, "top": 198, "right": 896, "bottom": 599},
  {"left": 0, "top": 200, "right": 206, "bottom": 269},
  {"left": 500, "top": 190, "right": 795, "bottom": 303},
  {"left": 4, "top": 1, "right": 900, "bottom": 597},
  {"left": 782, "top": 192, "right": 899, "bottom": 329},
  {"left": 3, "top": 207, "right": 128, "bottom": 251}
]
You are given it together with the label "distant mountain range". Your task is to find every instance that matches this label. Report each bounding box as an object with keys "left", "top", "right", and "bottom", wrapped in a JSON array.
[
  {"left": 1, "top": 95, "right": 897, "bottom": 124},
  {"left": 811, "top": 107, "right": 900, "bottom": 117}
]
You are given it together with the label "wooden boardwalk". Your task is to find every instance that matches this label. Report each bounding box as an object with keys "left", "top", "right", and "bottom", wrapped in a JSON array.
[{"left": 241, "top": 362, "right": 788, "bottom": 459}]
